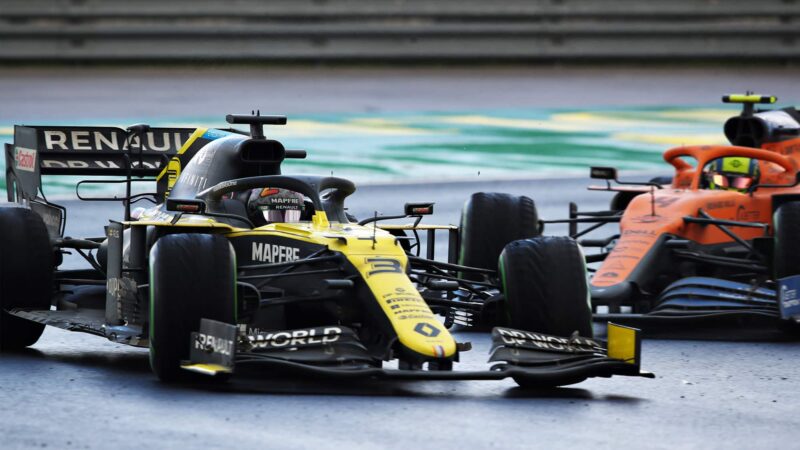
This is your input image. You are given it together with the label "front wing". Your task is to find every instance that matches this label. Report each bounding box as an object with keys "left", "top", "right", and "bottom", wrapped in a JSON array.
[
  {"left": 595, "top": 276, "right": 800, "bottom": 339},
  {"left": 180, "top": 320, "right": 653, "bottom": 387}
]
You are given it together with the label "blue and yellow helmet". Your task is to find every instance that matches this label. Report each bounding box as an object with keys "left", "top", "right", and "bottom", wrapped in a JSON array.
[{"left": 706, "top": 157, "right": 760, "bottom": 192}]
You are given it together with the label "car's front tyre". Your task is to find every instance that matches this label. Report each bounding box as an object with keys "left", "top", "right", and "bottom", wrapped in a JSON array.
[
  {"left": 149, "top": 233, "right": 237, "bottom": 382},
  {"left": 499, "top": 236, "right": 593, "bottom": 338},
  {"left": 498, "top": 236, "right": 593, "bottom": 388}
]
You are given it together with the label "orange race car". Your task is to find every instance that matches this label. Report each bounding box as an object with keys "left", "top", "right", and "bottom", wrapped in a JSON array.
[{"left": 557, "top": 94, "right": 800, "bottom": 338}]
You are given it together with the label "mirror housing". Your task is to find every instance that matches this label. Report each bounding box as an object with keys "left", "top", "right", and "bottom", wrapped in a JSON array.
[
  {"left": 404, "top": 202, "right": 434, "bottom": 215},
  {"left": 590, "top": 167, "right": 618, "bottom": 181},
  {"left": 166, "top": 198, "right": 206, "bottom": 214}
]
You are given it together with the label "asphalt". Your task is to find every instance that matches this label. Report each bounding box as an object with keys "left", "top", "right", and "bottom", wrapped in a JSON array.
[
  {"left": 1, "top": 67, "right": 800, "bottom": 449},
  {"left": 1, "top": 177, "right": 799, "bottom": 450}
]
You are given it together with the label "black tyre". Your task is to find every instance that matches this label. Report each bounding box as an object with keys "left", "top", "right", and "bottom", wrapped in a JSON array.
[
  {"left": 0, "top": 207, "right": 54, "bottom": 350},
  {"left": 649, "top": 176, "right": 673, "bottom": 186},
  {"left": 458, "top": 192, "right": 539, "bottom": 278},
  {"left": 149, "top": 233, "right": 237, "bottom": 382},
  {"left": 387, "top": 229, "right": 413, "bottom": 254},
  {"left": 499, "top": 236, "right": 592, "bottom": 338},
  {"left": 774, "top": 201, "right": 800, "bottom": 278},
  {"left": 610, "top": 176, "right": 673, "bottom": 211},
  {"left": 609, "top": 190, "right": 639, "bottom": 212}
]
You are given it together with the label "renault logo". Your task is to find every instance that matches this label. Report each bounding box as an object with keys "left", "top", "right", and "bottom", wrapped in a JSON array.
[{"left": 414, "top": 322, "right": 440, "bottom": 337}]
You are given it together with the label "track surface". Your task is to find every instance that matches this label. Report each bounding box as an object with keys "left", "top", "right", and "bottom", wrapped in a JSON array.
[
  {"left": 1, "top": 68, "right": 800, "bottom": 449},
  {"left": 2, "top": 178, "right": 800, "bottom": 450}
]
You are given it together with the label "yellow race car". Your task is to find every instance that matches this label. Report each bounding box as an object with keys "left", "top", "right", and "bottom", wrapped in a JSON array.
[{"left": 0, "top": 113, "right": 651, "bottom": 388}]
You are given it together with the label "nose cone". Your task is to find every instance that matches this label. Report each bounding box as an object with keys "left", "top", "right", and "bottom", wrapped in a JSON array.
[
  {"left": 341, "top": 235, "right": 457, "bottom": 360},
  {"left": 591, "top": 282, "right": 635, "bottom": 308}
]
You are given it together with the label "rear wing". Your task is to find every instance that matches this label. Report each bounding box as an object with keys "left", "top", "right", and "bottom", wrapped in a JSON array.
[{"left": 6, "top": 125, "right": 199, "bottom": 201}]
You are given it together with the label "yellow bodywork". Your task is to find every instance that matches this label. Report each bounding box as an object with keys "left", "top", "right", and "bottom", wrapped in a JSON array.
[
  {"left": 606, "top": 322, "right": 640, "bottom": 365},
  {"left": 134, "top": 125, "right": 454, "bottom": 360},
  {"left": 232, "top": 212, "right": 458, "bottom": 359},
  {"left": 133, "top": 211, "right": 457, "bottom": 359},
  {"left": 180, "top": 363, "right": 232, "bottom": 376},
  {"left": 155, "top": 127, "right": 208, "bottom": 198}
]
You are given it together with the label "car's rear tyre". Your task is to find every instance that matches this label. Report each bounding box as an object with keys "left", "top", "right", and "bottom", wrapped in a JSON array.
[
  {"left": 649, "top": 176, "right": 673, "bottom": 186},
  {"left": 774, "top": 201, "right": 800, "bottom": 278},
  {"left": 610, "top": 176, "right": 673, "bottom": 211},
  {"left": 0, "top": 207, "right": 54, "bottom": 351},
  {"left": 499, "top": 236, "right": 592, "bottom": 338},
  {"left": 458, "top": 192, "right": 539, "bottom": 279},
  {"left": 387, "top": 229, "right": 413, "bottom": 254},
  {"left": 149, "top": 233, "right": 237, "bottom": 382}
]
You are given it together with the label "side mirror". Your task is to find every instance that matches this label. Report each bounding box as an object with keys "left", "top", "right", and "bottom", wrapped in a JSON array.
[
  {"left": 590, "top": 167, "right": 618, "bottom": 181},
  {"left": 166, "top": 198, "right": 206, "bottom": 214},
  {"left": 405, "top": 202, "right": 434, "bottom": 215}
]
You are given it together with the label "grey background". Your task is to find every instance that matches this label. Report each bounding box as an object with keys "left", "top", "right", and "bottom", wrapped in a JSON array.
[
  {"left": 1, "top": 67, "right": 799, "bottom": 123},
  {"left": 2, "top": 0, "right": 799, "bottom": 62}
]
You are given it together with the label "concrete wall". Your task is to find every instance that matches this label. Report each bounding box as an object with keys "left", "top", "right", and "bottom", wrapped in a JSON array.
[{"left": 1, "top": 0, "right": 799, "bottom": 62}]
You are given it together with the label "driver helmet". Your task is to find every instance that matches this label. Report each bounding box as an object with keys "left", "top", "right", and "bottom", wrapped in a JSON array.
[
  {"left": 247, "top": 187, "right": 305, "bottom": 223},
  {"left": 705, "top": 157, "right": 760, "bottom": 192}
]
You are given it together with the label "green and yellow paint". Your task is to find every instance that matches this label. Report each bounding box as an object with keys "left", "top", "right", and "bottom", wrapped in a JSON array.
[{"left": 0, "top": 106, "right": 736, "bottom": 196}]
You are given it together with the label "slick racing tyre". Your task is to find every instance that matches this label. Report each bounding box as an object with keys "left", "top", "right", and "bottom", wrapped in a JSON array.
[
  {"left": 458, "top": 192, "right": 539, "bottom": 280},
  {"left": 499, "top": 236, "right": 592, "bottom": 338},
  {"left": 149, "top": 233, "right": 237, "bottom": 382},
  {"left": 649, "top": 176, "right": 674, "bottom": 186},
  {"left": 0, "top": 207, "right": 54, "bottom": 350},
  {"left": 773, "top": 201, "right": 800, "bottom": 278},
  {"left": 387, "top": 229, "right": 412, "bottom": 254}
]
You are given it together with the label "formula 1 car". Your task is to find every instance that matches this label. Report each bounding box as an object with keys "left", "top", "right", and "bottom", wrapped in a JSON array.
[
  {"left": 0, "top": 113, "right": 651, "bottom": 387},
  {"left": 460, "top": 95, "right": 800, "bottom": 339}
]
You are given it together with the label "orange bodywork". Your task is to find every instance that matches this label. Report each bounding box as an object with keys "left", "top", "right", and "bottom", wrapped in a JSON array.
[{"left": 592, "top": 138, "right": 800, "bottom": 289}]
